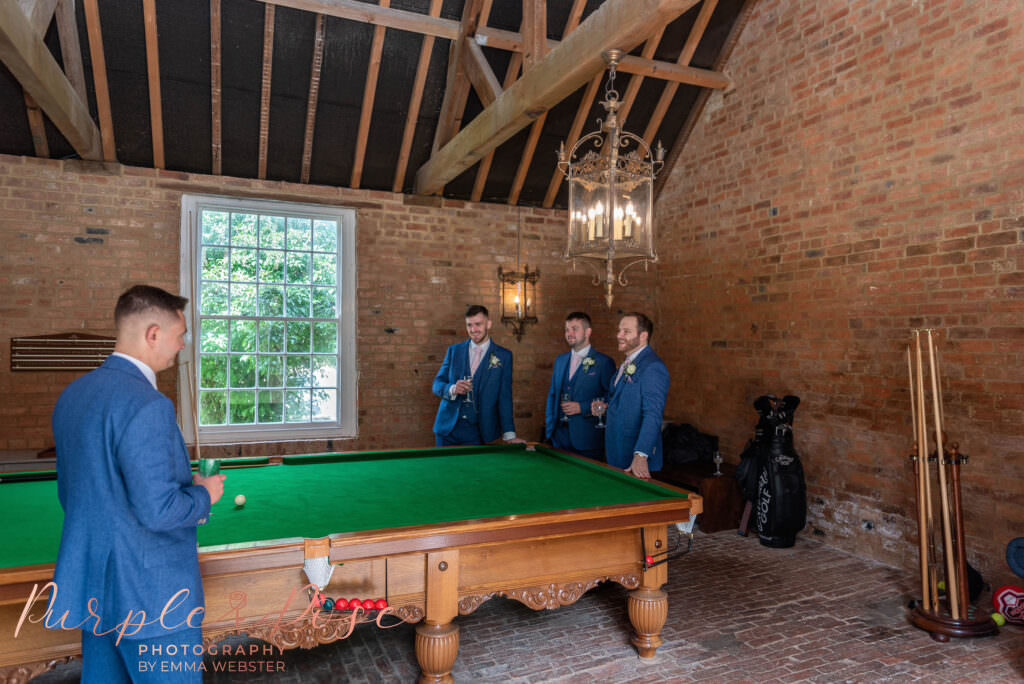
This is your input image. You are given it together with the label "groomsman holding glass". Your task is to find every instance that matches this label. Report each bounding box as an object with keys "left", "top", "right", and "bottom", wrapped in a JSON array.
[
  {"left": 432, "top": 305, "right": 523, "bottom": 446},
  {"left": 592, "top": 312, "right": 669, "bottom": 479},
  {"left": 545, "top": 312, "right": 615, "bottom": 461}
]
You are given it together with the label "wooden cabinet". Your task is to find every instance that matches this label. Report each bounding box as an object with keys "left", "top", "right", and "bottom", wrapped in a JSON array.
[{"left": 656, "top": 461, "right": 743, "bottom": 533}]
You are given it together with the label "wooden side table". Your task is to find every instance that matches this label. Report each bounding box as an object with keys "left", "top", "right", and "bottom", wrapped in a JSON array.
[{"left": 656, "top": 461, "right": 743, "bottom": 533}]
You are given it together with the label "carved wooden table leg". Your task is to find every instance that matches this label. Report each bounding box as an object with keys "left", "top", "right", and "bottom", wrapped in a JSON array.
[
  {"left": 628, "top": 524, "right": 669, "bottom": 657},
  {"left": 628, "top": 587, "right": 667, "bottom": 656},
  {"left": 415, "top": 622, "right": 459, "bottom": 684},
  {"left": 417, "top": 549, "right": 460, "bottom": 683}
]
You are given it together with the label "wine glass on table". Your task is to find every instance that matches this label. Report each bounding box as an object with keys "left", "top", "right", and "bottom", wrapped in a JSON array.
[{"left": 593, "top": 397, "right": 606, "bottom": 429}]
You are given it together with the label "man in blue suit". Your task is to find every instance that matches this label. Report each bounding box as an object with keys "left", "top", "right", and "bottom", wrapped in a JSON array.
[
  {"left": 50, "top": 285, "right": 225, "bottom": 683},
  {"left": 545, "top": 312, "right": 615, "bottom": 460},
  {"left": 592, "top": 312, "right": 669, "bottom": 479},
  {"left": 432, "top": 305, "right": 524, "bottom": 446}
]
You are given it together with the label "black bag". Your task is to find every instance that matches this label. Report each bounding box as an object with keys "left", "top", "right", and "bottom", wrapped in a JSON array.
[
  {"left": 754, "top": 395, "right": 807, "bottom": 548},
  {"left": 734, "top": 395, "right": 777, "bottom": 502},
  {"left": 662, "top": 423, "right": 718, "bottom": 465}
]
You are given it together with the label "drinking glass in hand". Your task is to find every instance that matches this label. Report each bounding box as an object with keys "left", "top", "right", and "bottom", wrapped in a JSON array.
[
  {"left": 594, "top": 397, "right": 606, "bottom": 429},
  {"left": 560, "top": 393, "right": 572, "bottom": 423},
  {"left": 461, "top": 376, "right": 474, "bottom": 404},
  {"left": 197, "top": 458, "right": 221, "bottom": 524}
]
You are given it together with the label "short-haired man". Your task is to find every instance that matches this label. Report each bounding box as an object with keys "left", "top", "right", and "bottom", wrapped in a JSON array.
[
  {"left": 432, "top": 305, "right": 523, "bottom": 446},
  {"left": 592, "top": 313, "right": 669, "bottom": 479},
  {"left": 544, "top": 312, "right": 615, "bottom": 460},
  {"left": 50, "top": 285, "right": 225, "bottom": 682}
]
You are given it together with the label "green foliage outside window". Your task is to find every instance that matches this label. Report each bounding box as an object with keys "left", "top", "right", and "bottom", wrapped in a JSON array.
[{"left": 196, "top": 209, "right": 340, "bottom": 427}]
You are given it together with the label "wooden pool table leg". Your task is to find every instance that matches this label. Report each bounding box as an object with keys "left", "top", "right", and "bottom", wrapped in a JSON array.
[
  {"left": 416, "top": 550, "right": 460, "bottom": 683},
  {"left": 628, "top": 525, "right": 669, "bottom": 657}
]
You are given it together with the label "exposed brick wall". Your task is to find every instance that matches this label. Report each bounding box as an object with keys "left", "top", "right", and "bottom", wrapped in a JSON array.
[
  {"left": 0, "top": 155, "right": 653, "bottom": 458},
  {"left": 655, "top": 0, "right": 1024, "bottom": 586}
]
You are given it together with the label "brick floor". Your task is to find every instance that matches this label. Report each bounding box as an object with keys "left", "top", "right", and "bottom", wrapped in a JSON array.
[{"left": 33, "top": 529, "right": 1024, "bottom": 682}]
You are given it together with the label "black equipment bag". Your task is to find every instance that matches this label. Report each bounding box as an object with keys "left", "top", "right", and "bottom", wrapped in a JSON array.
[
  {"left": 735, "top": 395, "right": 807, "bottom": 548},
  {"left": 755, "top": 395, "right": 806, "bottom": 548},
  {"left": 662, "top": 423, "right": 718, "bottom": 465}
]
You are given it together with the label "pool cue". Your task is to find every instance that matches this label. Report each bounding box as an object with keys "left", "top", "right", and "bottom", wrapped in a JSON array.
[
  {"left": 187, "top": 209, "right": 202, "bottom": 463},
  {"left": 913, "top": 332, "right": 935, "bottom": 611},
  {"left": 907, "top": 346, "right": 928, "bottom": 608},
  {"left": 928, "top": 329, "right": 959, "bottom": 618},
  {"left": 948, "top": 443, "right": 970, "bottom": 614}
]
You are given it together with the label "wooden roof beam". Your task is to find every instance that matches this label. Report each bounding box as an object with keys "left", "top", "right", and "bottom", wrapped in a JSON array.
[
  {"left": 643, "top": 0, "right": 717, "bottom": 144},
  {"left": 617, "top": 27, "right": 665, "bottom": 126},
  {"left": 477, "top": 27, "right": 728, "bottom": 89},
  {"left": 257, "top": 4, "right": 275, "bottom": 180},
  {"left": 521, "top": 0, "right": 546, "bottom": 70},
  {"left": 142, "top": 0, "right": 164, "bottom": 168},
  {"left": 211, "top": 0, "right": 222, "bottom": 174},
  {"left": 82, "top": 0, "right": 115, "bottom": 160},
  {"left": 350, "top": 0, "right": 389, "bottom": 188},
  {"left": 300, "top": 13, "right": 325, "bottom": 184},
  {"left": 414, "top": 0, "right": 703, "bottom": 196},
  {"left": 431, "top": 0, "right": 483, "bottom": 155},
  {"left": 54, "top": 0, "right": 86, "bottom": 103},
  {"left": 462, "top": 39, "right": 500, "bottom": 107},
  {"left": 507, "top": 0, "right": 585, "bottom": 206},
  {"left": 262, "top": 0, "right": 457, "bottom": 40},
  {"left": 655, "top": 0, "right": 759, "bottom": 197},
  {"left": 18, "top": 0, "right": 58, "bottom": 33},
  {"left": 0, "top": 0, "right": 101, "bottom": 160},
  {"left": 392, "top": 0, "right": 443, "bottom": 193},
  {"left": 471, "top": 45, "right": 521, "bottom": 202}
]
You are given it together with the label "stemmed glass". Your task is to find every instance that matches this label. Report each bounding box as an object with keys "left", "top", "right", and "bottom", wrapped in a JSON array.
[
  {"left": 594, "top": 397, "right": 606, "bottom": 429},
  {"left": 197, "top": 458, "right": 221, "bottom": 524},
  {"left": 560, "top": 393, "right": 572, "bottom": 423},
  {"left": 461, "top": 376, "right": 474, "bottom": 404},
  {"left": 713, "top": 450, "right": 723, "bottom": 476}
]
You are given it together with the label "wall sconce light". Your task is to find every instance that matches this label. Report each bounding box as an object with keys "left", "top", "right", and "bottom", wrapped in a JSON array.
[{"left": 498, "top": 209, "right": 539, "bottom": 341}]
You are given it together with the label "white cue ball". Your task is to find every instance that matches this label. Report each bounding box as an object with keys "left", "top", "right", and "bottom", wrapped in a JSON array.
[{"left": 234, "top": 494, "right": 246, "bottom": 507}]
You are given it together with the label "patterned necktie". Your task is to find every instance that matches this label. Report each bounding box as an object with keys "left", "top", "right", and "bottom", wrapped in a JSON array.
[{"left": 470, "top": 346, "right": 484, "bottom": 375}]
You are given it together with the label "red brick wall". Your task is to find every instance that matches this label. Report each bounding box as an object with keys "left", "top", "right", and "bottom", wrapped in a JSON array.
[
  {"left": 656, "top": 0, "right": 1024, "bottom": 585},
  {"left": 0, "top": 155, "right": 653, "bottom": 457}
]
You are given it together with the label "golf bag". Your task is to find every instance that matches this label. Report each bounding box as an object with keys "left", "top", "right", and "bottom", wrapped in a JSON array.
[{"left": 735, "top": 395, "right": 807, "bottom": 548}]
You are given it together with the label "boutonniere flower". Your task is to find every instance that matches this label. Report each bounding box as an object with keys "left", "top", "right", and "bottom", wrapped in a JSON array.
[
  {"left": 488, "top": 353, "right": 501, "bottom": 369},
  {"left": 624, "top": 362, "right": 637, "bottom": 382},
  {"left": 581, "top": 357, "right": 596, "bottom": 371}
]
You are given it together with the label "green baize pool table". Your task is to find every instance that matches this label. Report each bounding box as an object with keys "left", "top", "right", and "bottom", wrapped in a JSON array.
[{"left": 0, "top": 444, "right": 701, "bottom": 683}]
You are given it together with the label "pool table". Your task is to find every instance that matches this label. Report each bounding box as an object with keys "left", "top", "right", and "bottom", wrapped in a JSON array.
[{"left": 0, "top": 444, "right": 700, "bottom": 683}]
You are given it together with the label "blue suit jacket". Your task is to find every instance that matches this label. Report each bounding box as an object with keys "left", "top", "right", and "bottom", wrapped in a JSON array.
[
  {"left": 50, "top": 355, "right": 212, "bottom": 639},
  {"left": 432, "top": 340, "right": 515, "bottom": 442},
  {"left": 604, "top": 346, "right": 670, "bottom": 471},
  {"left": 544, "top": 348, "right": 615, "bottom": 452}
]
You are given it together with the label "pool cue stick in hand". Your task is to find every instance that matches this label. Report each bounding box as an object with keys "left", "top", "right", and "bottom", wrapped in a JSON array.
[{"left": 928, "top": 329, "right": 960, "bottom": 618}]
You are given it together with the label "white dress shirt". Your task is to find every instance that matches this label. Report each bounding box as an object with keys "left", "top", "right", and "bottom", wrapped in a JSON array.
[{"left": 112, "top": 352, "right": 158, "bottom": 390}]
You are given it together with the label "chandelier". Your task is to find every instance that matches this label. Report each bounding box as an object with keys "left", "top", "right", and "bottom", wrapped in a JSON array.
[{"left": 558, "top": 48, "right": 664, "bottom": 308}]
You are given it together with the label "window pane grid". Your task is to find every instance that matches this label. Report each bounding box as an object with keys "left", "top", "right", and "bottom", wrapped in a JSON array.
[{"left": 197, "top": 208, "right": 340, "bottom": 427}]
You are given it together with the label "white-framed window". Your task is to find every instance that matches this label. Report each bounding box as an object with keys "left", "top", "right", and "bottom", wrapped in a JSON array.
[{"left": 178, "top": 194, "right": 357, "bottom": 444}]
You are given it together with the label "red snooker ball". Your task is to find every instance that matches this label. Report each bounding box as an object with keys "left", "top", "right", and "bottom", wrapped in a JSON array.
[
  {"left": 645, "top": 555, "right": 654, "bottom": 565},
  {"left": 335, "top": 598, "right": 348, "bottom": 610},
  {"left": 362, "top": 599, "right": 376, "bottom": 610},
  {"left": 349, "top": 598, "right": 362, "bottom": 610},
  {"left": 374, "top": 598, "right": 388, "bottom": 610}
]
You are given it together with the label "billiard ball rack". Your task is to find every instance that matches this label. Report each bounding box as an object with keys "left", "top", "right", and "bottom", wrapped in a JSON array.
[{"left": 640, "top": 526, "right": 691, "bottom": 570}]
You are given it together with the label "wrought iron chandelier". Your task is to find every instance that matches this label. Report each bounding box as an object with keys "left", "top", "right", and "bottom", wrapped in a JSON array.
[{"left": 558, "top": 48, "right": 664, "bottom": 308}]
